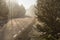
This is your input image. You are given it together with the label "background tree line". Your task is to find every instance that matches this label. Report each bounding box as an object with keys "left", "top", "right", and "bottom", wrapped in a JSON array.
[{"left": 0, "top": 0, "right": 26, "bottom": 27}]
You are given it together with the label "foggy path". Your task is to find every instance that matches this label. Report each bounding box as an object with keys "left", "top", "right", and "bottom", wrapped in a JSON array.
[{"left": 0, "top": 17, "right": 35, "bottom": 40}]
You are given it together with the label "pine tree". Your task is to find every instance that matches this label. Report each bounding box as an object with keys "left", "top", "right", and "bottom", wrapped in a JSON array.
[{"left": 36, "top": 0, "right": 60, "bottom": 40}]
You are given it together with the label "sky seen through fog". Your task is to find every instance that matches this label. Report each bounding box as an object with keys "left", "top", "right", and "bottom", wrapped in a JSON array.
[{"left": 17, "top": 0, "right": 36, "bottom": 9}]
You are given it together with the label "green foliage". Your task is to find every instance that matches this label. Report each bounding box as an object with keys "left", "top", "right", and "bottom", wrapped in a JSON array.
[{"left": 36, "top": 0, "right": 60, "bottom": 40}]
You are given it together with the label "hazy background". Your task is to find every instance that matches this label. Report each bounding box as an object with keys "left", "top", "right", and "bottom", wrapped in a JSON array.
[
  {"left": 17, "top": 0, "right": 37, "bottom": 9},
  {"left": 17, "top": 0, "right": 37, "bottom": 17},
  {"left": 5, "top": 0, "right": 37, "bottom": 18}
]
